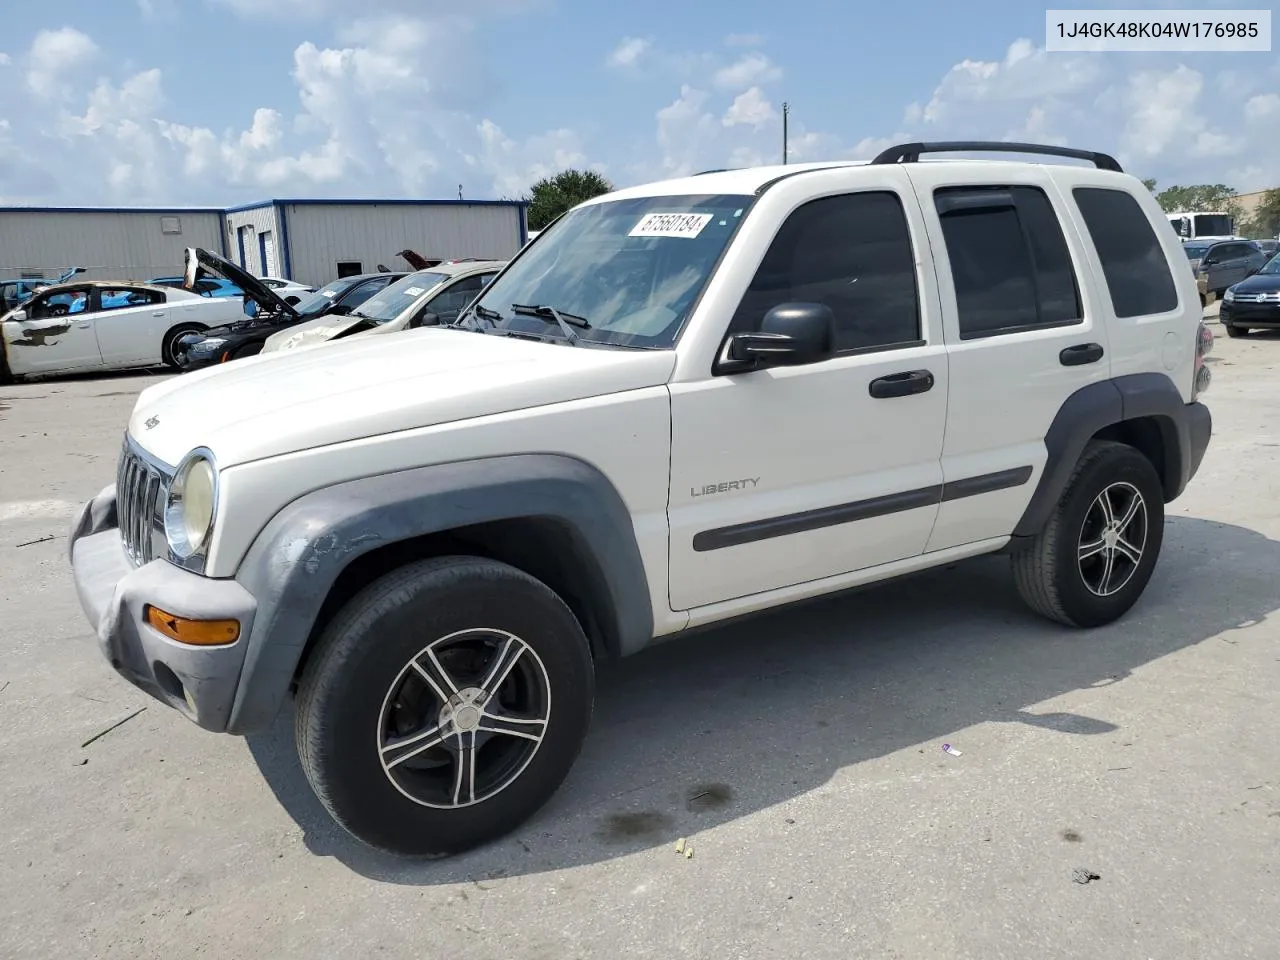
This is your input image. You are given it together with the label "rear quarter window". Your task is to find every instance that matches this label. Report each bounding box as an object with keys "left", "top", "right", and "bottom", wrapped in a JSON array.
[{"left": 1072, "top": 187, "right": 1179, "bottom": 318}]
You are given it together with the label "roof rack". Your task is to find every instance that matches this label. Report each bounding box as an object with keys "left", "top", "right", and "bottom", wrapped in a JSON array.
[
  {"left": 692, "top": 168, "right": 733, "bottom": 176},
  {"left": 870, "top": 140, "right": 1123, "bottom": 173}
]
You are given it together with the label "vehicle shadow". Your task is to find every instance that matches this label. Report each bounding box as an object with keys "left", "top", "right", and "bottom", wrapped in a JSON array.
[{"left": 244, "top": 514, "right": 1280, "bottom": 884}]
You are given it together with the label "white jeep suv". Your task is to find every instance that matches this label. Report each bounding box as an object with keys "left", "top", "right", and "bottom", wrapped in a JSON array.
[{"left": 68, "top": 141, "right": 1213, "bottom": 858}]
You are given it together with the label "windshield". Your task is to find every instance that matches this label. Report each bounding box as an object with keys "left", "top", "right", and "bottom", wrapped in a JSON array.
[
  {"left": 1184, "top": 244, "right": 1211, "bottom": 259},
  {"left": 1193, "top": 213, "right": 1233, "bottom": 237},
  {"left": 292, "top": 285, "right": 347, "bottom": 317},
  {"left": 353, "top": 271, "right": 449, "bottom": 322},
  {"left": 1260, "top": 253, "right": 1280, "bottom": 276},
  {"left": 469, "top": 193, "right": 753, "bottom": 348}
]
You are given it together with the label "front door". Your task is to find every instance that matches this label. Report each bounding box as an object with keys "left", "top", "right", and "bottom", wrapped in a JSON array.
[
  {"left": 1, "top": 287, "right": 102, "bottom": 375},
  {"left": 91, "top": 287, "right": 171, "bottom": 366},
  {"left": 667, "top": 173, "right": 949, "bottom": 611}
]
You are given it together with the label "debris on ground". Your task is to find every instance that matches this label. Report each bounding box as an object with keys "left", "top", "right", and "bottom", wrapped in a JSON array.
[
  {"left": 674, "top": 837, "right": 694, "bottom": 858},
  {"left": 942, "top": 743, "right": 963, "bottom": 757},
  {"left": 1072, "top": 868, "right": 1101, "bottom": 885},
  {"left": 79, "top": 706, "right": 147, "bottom": 749},
  {"left": 15, "top": 535, "right": 57, "bottom": 548}
]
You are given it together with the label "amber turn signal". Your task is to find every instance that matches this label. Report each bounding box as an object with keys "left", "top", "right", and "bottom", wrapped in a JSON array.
[{"left": 144, "top": 605, "right": 240, "bottom": 646}]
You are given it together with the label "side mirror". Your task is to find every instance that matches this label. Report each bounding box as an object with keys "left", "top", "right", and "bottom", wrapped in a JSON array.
[
  {"left": 10, "top": 309, "right": 27, "bottom": 322},
  {"left": 721, "top": 303, "right": 835, "bottom": 371},
  {"left": 407, "top": 311, "right": 440, "bottom": 330}
]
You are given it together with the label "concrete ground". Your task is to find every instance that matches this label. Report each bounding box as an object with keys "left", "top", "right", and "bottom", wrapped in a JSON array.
[{"left": 2, "top": 314, "right": 1278, "bottom": 960}]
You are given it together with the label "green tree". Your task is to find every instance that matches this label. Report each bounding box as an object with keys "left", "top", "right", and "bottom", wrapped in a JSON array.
[
  {"left": 1141, "top": 178, "right": 1158, "bottom": 193},
  {"left": 1239, "top": 188, "right": 1280, "bottom": 239},
  {"left": 526, "top": 169, "right": 614, "bottom": 231},
  {"left": 1153, "top": 183, "right": 1238, "bottom": 214}
]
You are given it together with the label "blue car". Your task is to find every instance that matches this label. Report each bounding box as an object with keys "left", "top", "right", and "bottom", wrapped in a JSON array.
[{"left": 151, "top": 276, "right": 245, "bottom": 298}]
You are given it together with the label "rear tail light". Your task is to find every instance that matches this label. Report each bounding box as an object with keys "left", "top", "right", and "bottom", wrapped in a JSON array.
[{"left": 1193, "top": 321, "right": 1212, "bottom": 398}]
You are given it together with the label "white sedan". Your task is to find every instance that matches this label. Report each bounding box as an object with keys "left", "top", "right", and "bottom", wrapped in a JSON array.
[
  {"left": 0, "top": 281, "right": 247, "bottom": 383},
  {"left": 260, "top": 276, "right": 315, "bottom": 302}
]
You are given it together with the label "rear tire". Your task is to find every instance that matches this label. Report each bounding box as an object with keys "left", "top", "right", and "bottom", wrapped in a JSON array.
[
  {"left": 161, "top": 323, "right": 206, "bottom": 368},
  {"left": 1012, "top": 441, "right": 1165, "bottom": 628},
  {"left": 295, "top": 556, "right": 595, "bottom": 857}
]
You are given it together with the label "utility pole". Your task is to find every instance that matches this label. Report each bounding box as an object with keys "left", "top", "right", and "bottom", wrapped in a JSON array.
[{"left": 782, "top": 102, "right": 790, "bottom": 165}]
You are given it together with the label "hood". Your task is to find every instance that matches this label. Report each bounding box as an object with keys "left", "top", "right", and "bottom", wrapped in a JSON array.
[
  {"left": 128, "top": 328, "right": 676, "bottom": 467},
  {"left": 1230, "top": 272, "right": 1280, "bottom": 295},
  {"left": 399, "top": 249, "right": 442, "bottom": 271},
  {"left": 260, "top": 312, "right": 373, "bottom": 353},
  {"left": 184, "top": 247, "right": 299, "bottom": 321}
]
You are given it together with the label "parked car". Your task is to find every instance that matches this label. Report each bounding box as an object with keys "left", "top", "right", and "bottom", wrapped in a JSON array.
[
  {"left": 260, "top": 260, "right": 504, "bottom": 354},
  {"left": 1220, "top": 252, "right": 1280, "bottom": 338},
  {"left": 1250, "top": 239, "right": 1278, "bottom": 258},
  {"left": 68, "top": 140, "right": 1213, "bottom": 859},
  {"left": 152, "top": 276, "right": 244, "bottom": 299},
  {"left": 174, "top": 251, "right": 407, "bottom": 369},
  {"left": 0, "top": 280, "right": 247, "bottom": 382},
  {"left": 260, "top": 276, "right": 315, "bottom": 302},
  {"left": 1190, "top": 239, "right": 1267, "bottom": 300}
]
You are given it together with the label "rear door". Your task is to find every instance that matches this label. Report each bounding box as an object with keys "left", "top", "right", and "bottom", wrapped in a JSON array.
[
  {"left": 1, "top": 287, "right": 103, "bottom": 375},
  {"left": 898, "top": 165, "right": 1113, "bottom": 552},
  {"left": 92, "top": 286, "right": 170, "bottom": 366}
]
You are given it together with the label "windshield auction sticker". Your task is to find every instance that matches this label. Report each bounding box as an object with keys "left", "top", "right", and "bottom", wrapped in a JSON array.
[{"left": 629, "top": 213, "right": 714, "bottom": 239}]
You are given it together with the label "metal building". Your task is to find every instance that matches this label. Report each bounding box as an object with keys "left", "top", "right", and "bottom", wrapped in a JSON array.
[
  {"left": 0, "top": 206, "right": 225, "bottom": 283},
  {"left": 1, "top": 198, "right": 529, "bottom": 289},
  {"left": 223, "top": 199, "right": 530, "bottom": 287}
]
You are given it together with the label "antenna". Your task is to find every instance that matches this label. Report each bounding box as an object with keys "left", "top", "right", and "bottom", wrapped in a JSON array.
[{"left": 782, "top": 102, "right": 790, "bottom": 165}]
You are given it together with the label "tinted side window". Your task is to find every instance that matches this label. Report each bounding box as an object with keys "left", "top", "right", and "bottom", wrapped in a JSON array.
[
  {"left": 934, "top": 185, "right": 1082, "bottom": 339},
  {"left": 729, "top": 191, "right": 921, "bottom": 352},
  {"left": 1073, "top": 187, "right": 1178, "bottom": 318}
]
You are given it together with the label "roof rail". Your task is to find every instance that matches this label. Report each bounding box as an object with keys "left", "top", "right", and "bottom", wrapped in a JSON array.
[
  {"left": 870, "top": 140, "right": 1123, "bottom": 173},
  {"left": 692, "top": 168, "right": 733, "bottom": 176}
]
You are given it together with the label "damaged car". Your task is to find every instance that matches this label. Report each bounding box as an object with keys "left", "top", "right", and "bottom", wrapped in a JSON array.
[
  {"left": 260, "top": 260, "right": 505, "bottom": 355},
  {"left": 0, "top": 279, "right": 248, "bottom": 383},
  {"left": 173, "top": 247, "right": 405, "bottom": 369}
]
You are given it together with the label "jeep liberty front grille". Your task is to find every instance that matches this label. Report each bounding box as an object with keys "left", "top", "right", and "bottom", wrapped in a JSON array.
[{"left": 116, "top": 438, "right": 171, "bottom": 566}]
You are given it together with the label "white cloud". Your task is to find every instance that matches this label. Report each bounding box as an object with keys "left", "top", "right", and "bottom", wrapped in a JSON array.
[
  {"left": 1245, "top": 93, "right": 1280, "bottom": 121},
  {"left": 607, "top": 37, "right": 650, "bottom": 69},
  {"left": 723, "top": 87, "right": 776, "bottom": 130},
  {"left": 713, "top": 52, "right": 781, "bottom": 92},
  {"left": 0, "top": 53, "right": 11, "bottom": 66},
  {"left": 26, "top": 28, "right": 99, "bottom": 99}
]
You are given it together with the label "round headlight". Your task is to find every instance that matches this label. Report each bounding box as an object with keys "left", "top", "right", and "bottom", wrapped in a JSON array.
[{"left": 165, "top": 449, "right": 217, "bottom": 559}]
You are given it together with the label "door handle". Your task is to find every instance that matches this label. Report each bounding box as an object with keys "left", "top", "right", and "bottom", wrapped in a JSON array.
[
  {"left": 868, "top": 369, "right": 935, "bottom": 399},
  {"left": 152, "top": 311, "right": 166, "bottom": 317},
  {"left": 76, "top": 322, "right": 91, "bottom": 329},
  {"left": 1059, "top": 342, "right": 1104, "bottom": 366}
]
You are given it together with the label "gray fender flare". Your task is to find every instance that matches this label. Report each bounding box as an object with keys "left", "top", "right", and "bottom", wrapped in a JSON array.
[
  {"left": 225, "top": 454, "right": 653, "bottom": 734},
  {"left": 1013, "top": 372, "right": 1210, "bottom": 538}
]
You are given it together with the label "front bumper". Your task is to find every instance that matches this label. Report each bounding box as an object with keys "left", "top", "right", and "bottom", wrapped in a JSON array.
[
  {"left": 68, "top": 485, "right": 257, "bottom": 732},
  {"left": 1220, "top": 301, "right": 1280, "bottom": 329}
]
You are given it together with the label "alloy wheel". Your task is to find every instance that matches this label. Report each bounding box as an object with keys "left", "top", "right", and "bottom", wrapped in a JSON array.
[
  {"left": 1077, "top": 481, "right": 1148, "bottom": 598},
  {"left": 376, "top": 628, "right": 551, "bottom": 809}
]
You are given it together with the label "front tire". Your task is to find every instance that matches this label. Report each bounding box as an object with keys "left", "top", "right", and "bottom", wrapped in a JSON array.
[
  {"left": 1224, "top": 323, "right": 1247, "bottom": 338},
  {"left": 161, "top": 323, "right": 206, "bottom": 368},
  {"left": 295, "top": 556, "right": 595, "bottom": 857},
  {"left": 1012, "top": 441, "right": 1165, "bottom": 628}
]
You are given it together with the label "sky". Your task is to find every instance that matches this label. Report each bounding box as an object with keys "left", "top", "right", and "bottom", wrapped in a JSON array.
[{"left": 0, "top": 0, "right": 1277, "bottom": 206}]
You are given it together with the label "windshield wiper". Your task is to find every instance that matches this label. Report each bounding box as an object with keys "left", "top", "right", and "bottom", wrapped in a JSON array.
[
  {"left": 451, "top": 303, "right": 503, "bottom": 332},
  {"left": 510, "top": 303, "right": 590, "bottom": 344}
]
